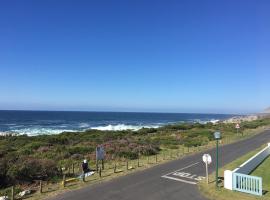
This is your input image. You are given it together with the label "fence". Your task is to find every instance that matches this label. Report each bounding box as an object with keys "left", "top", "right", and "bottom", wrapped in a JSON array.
[
  {"left": 224, "top": 143, "right": 270, "bottom": 196},
  {"left": 232, "top": 172, "right": 262, "bottom": 196}
]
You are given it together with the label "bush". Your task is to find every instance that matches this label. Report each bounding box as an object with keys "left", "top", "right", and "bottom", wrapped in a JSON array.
[
  {"left": 68, "top": 146, "right": 94, "bottom": 155},
  {"left": 118, "top": 151, "right": 138, "bottom": 160},
  {"left": 7, "top": 158, "right": 60, "bottom": 183}
]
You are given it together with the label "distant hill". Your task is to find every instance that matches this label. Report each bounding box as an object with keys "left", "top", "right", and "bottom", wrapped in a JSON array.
[{"left": 263, "top": 107, "right": 270, "bottom": 113}]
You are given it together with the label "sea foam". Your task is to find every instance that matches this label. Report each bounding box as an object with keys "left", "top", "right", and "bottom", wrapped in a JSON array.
[
  {"left": 11, "top": 128, "right": 77, "bottom": 136},
  {"left": 90, "top": 124, "right": 160, "bottom": 131}
]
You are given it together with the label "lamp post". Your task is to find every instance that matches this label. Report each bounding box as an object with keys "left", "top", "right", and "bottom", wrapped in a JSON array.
[{"left": 214, "top": 131, "right": 221, "bottom": 188}]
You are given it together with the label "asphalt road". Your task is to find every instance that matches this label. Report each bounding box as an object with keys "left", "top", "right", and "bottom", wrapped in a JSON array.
[{"left": 51, "top": 129, "right": 270, "bottom": 200}]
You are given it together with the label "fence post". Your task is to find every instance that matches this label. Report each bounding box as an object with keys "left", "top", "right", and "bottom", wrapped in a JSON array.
[
  {"left": 126, "top": 160, "right": 129, "bottom": 170},
  {"left": 137, "top": 156, "right": 140, "bottom": 167},
  {"left": 102, "top": 159, "right": 104, "bottom": 170},
  {"left": 11, "top": 186, "right": 14, "bottom": 200},
  {"left": 62, "top": 174, "right": 66, "bottom": 187},
  {"left": 72, "top": 163, "right": 75, "bottom": 175},
  {"left": 155, "top": 154, "right": 158, "bottom": 163},
  {"left": 82, "top": 173, "right": 85, "bottom": 182},
  {"left": 40, "top": 180, "right": 43, "bottom": 193},
  {"left": 114, "top": 163, "right": 117, "bottom": 173},
  {"left": 99, "top": 167, "right": 102, "bottom": 178}
]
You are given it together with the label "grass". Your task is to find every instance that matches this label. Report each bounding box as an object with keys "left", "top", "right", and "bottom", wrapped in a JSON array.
[
  {"left": 251, "top": 155, "right": 270, "bottom": 192},
  {"left": 199, "top": 143, "right": 270, "bottom": 200}
]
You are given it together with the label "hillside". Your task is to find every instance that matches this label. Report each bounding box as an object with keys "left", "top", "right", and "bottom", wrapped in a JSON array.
[{"left": 263, "top": 107, "right": 270, "bottom": 113}]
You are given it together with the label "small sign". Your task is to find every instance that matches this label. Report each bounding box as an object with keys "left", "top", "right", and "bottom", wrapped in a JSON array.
[
  {"left": 202, "top": 154, "right": 212, "bottom": 164},
  {"left": 96, "top": 146, "right": 105, "bottom": 160},
  {"left": 235, "top": 123, "right": 240, "bottom": 129}
]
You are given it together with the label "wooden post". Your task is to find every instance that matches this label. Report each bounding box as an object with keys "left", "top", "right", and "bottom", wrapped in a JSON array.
[
  {"left": 11, "top": 186, "right": 14, "bottom": 200},
  {"left": 155, "top": 154, "right": 158, "bottom": 163},
  {"left": 39, "top": 180, "right": 43, "bottom": 193},
  {"left": 137, "top": 155, "right": 140, "bottom": 167},
  {"left": 126, "top": 160, "right": 129, "bottom": 170},
  {"left": 102, "top": 159, "right": 104, "bottom": 170},
  {"left": 72, "top": 163, "right": 75, "bottom": 175},
  {"left": 82, "top": 173, "right": 85, "bottom": 182},
  {"left": 63, "top": 174, "right": 66, "bottom": 187},
  {"left": 99, "top": 167, "right": 102, "bottom": 178},
  {"left": 114, "top": 163, "right": 117, "bottom": 173},
  {"left": 205, "top": 161, "right": 209, "bottom": 184}
]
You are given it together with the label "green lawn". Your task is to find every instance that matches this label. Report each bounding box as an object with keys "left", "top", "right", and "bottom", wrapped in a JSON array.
[{"left": 251, "top": 155, "right": 270, "bottom": 192}]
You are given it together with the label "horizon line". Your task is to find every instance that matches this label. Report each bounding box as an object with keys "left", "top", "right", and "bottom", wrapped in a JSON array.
[{"left": 0, "top": 109, "right": 245, "bottom": 115}]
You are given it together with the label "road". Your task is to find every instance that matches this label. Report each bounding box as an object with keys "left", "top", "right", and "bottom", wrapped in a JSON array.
[{"left": 51, "top": 129, "right": 270, "bottom": 200}]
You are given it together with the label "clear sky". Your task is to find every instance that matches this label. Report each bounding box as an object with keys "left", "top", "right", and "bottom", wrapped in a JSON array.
[{"left": 0, "top": 0, "right": 269, "bottom": 114}]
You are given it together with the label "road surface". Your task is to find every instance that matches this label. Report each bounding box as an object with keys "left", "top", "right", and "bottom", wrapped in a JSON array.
[{"left": 50, "top": 129, "right": 270, "bottom": 200}]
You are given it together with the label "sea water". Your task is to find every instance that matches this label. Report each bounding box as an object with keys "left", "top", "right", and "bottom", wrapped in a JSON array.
[{"left": 0, "top": 110, "right": 236, "bottom": 136}]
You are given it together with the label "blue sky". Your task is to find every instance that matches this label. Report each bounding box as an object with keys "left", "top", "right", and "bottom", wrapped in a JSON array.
[{"left": 0, "top": 0, "right": 269, "bottom": 114}]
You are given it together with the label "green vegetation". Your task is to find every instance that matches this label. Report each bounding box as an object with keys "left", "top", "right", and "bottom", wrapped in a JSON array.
[
  {"left": 1, "top": 117, "right": 270, "bottom": 196},
  {"left": 199, "top": 143, "right": 270, "bottom": 200},
  {"left": 251, "top": 156, "right": 270, "bottom": 192}
]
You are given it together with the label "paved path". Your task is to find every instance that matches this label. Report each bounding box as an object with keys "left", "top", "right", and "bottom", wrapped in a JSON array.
[{"left": 50, "top": 129, "right": 270, "bottom": 200}]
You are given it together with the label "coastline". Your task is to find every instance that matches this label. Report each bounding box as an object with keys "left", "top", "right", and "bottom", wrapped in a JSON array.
[{"left": 0, "top": 111, "right": 236, "bottom": 136}]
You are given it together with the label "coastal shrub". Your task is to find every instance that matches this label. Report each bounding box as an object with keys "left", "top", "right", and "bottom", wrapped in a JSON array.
[
  {"left": 118, "top": 151, "right": 138, "bottom": 160},
  {"left": 140, "top": 145, "right": 160, "bottom": 156},
  {"left": 136, "top": 128, "right": 157, "bottom": 135},
  {"left": 182, "top": 136, "right": 208, "bottom": 147},
  {"left": 0, "top": 158, "right": 8, "bottom": 187},
  {"left": 164, "top": 144, "right": 179, "bottom": 149},
  {"left": 161, "top": 123, "right": 194, "bottom": 131},
  {"left": 68, "top": 146, "right": 95, "bottom": 155},
  {"left": 7, "top": 158, "right": 60, "bottom": 183}
]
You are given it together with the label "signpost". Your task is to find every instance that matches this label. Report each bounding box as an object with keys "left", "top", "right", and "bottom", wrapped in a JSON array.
[
  {"left": 202, "top": 154, "right": 212, "bottom": 184},
  {"left": 96, "top": 146, "right": 105, "bottom": 171},
  {"left": 235, "top": 123, "right": 240, "bottom": 136}
]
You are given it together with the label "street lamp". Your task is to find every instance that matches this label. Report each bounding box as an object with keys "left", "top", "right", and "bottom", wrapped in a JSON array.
[{"left": 214, "top": 131, "right": 221, "bottom": 188}]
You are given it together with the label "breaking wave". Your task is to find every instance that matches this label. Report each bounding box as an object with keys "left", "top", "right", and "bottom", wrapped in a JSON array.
[
  {"left": 10, "top": 128, "right": 77, "bottom": 136},
  {"left": 90, "top": 124, "right": 161, "bottom": 131}
]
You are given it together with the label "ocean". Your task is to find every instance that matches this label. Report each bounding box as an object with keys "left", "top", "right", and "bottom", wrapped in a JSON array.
[{"left": 0, "top": 110, "right": 236, "bottom": 136}]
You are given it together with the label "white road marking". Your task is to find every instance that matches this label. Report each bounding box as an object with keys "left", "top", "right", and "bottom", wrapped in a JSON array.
[
  {"left": 161, "top": 175, "right": 197, "bottom": 185},
  {"left": 162, "top": 162, "right": 200, "bottom": 177},
  {"left": 161, "top": 162, "right": 204, "bottom": 185}
]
